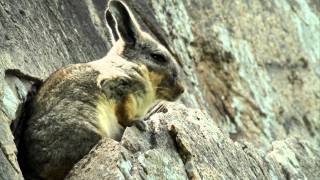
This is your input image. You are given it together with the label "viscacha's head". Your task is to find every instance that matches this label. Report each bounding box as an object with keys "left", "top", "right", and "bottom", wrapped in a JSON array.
[{"left": 106, "top": 0, "right": 184, "bottom": 101}]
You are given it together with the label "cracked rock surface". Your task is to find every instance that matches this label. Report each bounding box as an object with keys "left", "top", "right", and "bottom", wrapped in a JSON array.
[
  {"left": 0, "top": 0, "right": 319, "bottom": 179},
  {"left": 67, "top": 103, "right": 320, "bottom": 179}
]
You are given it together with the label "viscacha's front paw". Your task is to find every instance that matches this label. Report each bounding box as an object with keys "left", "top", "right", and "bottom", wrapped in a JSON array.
[{"left": 132, "top": 120, "right": 148, "bottom": 132}]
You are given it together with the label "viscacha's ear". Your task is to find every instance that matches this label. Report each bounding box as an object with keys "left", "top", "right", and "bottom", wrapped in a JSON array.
[
  {"left": 108, "top": 0, "right": 141, "bottom": 45},
  {"left": 105, "top": 9, "right": 119, "bottom": 44}
]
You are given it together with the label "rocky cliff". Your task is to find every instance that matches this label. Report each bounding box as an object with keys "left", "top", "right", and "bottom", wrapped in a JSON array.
[{"left": 0, "top": 0, "right": 319, "bottom": 179}]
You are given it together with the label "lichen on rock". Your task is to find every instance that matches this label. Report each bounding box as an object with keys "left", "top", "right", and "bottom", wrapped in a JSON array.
[{"left": 0, "top": 0, "right": 319, "bottom": 179}]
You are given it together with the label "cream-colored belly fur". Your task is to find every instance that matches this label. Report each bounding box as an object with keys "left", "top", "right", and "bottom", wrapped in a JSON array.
[
  {"left": 96, "top": 96, "right": 123, "bottom": 140},
  {"left": 96, "top": 84, "right": 156, "bottom": 140}
]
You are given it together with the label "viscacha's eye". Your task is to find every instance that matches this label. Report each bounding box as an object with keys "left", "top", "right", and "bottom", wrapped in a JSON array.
[{"left": 150, "top": 53, "right": 167, "bottom": 63}]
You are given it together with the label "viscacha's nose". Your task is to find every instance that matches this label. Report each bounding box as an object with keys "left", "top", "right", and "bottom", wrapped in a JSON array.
[
  {"left": 178, "top": 85, "right": 185, "bottom": 94},
  {"left": 176, "top": 82, "right": 184, "bottom": 95}
]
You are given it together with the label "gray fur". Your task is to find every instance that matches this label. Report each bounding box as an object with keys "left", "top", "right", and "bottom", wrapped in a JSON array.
[{"left": 20, "top": 0, "right": 184, "bottom": 179}]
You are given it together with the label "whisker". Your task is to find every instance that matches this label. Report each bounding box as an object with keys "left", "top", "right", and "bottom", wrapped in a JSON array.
[{"left": 155, "top": 87, "right": 170, "bottom": 91}]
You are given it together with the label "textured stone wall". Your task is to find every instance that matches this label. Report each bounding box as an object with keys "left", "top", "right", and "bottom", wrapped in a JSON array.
[
  {"left": 0, "top": 0, "right": 319, "bottom": 179},
  {"left": 148, "top": 0, "right": 320, "bottom": 149},
  {"left": 0, "top": 0, "right": 110, "bottom": 178}
]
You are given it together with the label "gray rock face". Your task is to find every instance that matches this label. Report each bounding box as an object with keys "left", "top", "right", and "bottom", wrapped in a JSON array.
[
  {"left": 0, "top": 0, "right": 319, "bottom": 179},
  {"left": 0, "top": 112, "right": 23, "bottom": 180},
  {"left": 67, "top": 103, "right": 319, "bottom": 179},
  {"left": 149, "top": 0, "right": 320, "bottom": 149}
]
